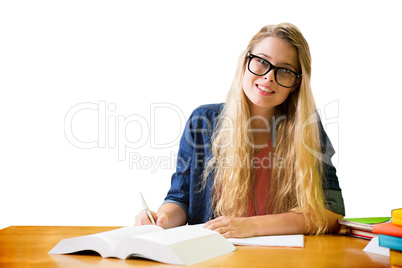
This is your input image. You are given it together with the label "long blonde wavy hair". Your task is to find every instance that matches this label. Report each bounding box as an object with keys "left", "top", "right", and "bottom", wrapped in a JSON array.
[{"left": 204, "top": 23, "right": 328, "bottom": 234}]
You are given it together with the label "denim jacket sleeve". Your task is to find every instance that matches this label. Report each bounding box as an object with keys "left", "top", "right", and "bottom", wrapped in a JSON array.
[{"left": 162, "top": 103, "right": 224, "bottom": 224}]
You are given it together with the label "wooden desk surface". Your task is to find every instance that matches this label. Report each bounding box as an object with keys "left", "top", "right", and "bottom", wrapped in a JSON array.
[{"left": 0, "top": 226, "right": 390, "bottom": 267}]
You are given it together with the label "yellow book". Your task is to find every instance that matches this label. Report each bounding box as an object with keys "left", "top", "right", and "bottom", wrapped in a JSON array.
[
  {"left": 393, "top": 208, "right": 402, "bottom": 227},
  {"left": 390, "top": 250, "right": 402, "bottom": 266}
]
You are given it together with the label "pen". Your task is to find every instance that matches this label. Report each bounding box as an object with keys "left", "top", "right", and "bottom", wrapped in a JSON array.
[{"left": 140, "top": 192, "right": 156, "bottom": 225}]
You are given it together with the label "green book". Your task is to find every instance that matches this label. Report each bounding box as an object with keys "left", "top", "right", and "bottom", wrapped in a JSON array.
[{"left": 338, "top": 217, "right": 391, "bottom": 232}]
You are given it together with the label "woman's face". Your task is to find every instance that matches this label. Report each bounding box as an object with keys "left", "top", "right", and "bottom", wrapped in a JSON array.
[{"left": 242, "top": 36, "right": 300, "bottom": 116}]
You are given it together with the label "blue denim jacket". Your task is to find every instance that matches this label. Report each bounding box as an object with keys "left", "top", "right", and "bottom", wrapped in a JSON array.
[{"left": 163, "top": 103, "right": 345, "bottom": 224}]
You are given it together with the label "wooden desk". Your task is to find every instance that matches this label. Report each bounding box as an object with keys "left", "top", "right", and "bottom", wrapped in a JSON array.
[{"left": 0, "top": 226, "right": 390, "bottom": 267}]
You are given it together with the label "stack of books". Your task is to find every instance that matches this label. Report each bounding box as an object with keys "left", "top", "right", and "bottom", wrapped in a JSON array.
[
  {"left": 338, "top": 217, "right": 391, "bottom": 240},
  {"left": 373, "top": 209, "right": 402, "bottom": 268}
]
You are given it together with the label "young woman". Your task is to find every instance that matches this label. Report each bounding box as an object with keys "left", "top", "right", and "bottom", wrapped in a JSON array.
[{"left": 135, "top": 23, "right": 345, "bottom": 238}]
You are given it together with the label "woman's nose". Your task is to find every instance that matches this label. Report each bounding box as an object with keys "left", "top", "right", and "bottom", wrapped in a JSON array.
[{"left": 264, "top": 70, "right": 275, "bottom": 83}]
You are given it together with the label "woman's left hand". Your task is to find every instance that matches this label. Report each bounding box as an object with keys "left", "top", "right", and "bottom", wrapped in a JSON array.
[{"left": 204, "top": 216, "right": 258, "bottom": 238}]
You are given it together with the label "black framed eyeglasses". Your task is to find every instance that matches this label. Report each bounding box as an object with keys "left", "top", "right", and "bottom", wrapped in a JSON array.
[{"left": 247, "top": 52, "right": 302, "bottom": 88}]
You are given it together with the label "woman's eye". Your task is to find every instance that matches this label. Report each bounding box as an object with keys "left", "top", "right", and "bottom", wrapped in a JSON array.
[
  {"left": 279, "top": 68, "right": 291, "bottom": 73},
  {"left": 257, "top": 59, "right": 269, "bottom": 66}
]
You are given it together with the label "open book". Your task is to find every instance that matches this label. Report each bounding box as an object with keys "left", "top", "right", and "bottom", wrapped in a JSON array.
[{"left": 48, "top": 225, "right": 235, "bottom": 266}]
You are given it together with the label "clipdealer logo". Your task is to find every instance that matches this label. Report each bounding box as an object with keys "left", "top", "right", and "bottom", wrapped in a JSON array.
[
  {"left": 64, "top": 101, "right": 186, "bottom": 172},
  {"left": 64, "top": 100, "right": 340, "bottom": 172}
]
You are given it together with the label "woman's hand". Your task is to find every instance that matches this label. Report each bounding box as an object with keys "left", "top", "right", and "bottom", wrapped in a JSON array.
[
  {"left": 204, "top": 216, "right": 259, "bottom": 238},
  {"left": 134, "top": 203, "right": 187, "bottom": 229},
  {"left": 134, "top": 209, "right": 171, "bottom": 229},
  {"left": 134, "top": 209, "right": 157, "bottom": 226},
  {"left": 204, "top": 210, "right": 343, "bottom": 238}
]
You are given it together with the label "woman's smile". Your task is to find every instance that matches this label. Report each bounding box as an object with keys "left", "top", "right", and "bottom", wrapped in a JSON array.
[{"left": 256, "top": 84, "right": 275, "bottom": 94}]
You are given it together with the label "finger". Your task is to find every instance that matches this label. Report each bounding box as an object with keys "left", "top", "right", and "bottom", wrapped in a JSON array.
[
  {"left": 143, "top": 210, "right": 155, "bottom": 225},
  {"left": 221, "top": 230, "right": 235, "bottom": 239},
  {"left": 204, "top": 216, "right": 224, "bottom": 228},
  {"left": 211, "top": 226, "right": 233, "bottom": 237},
  {"left": 205, "top": 221, "right": 228, "bottom": 231},
  {"left": 135, "top": 209, "right": 155, "bottom": 225},
  {"left": 149, "top": 210, "right": 158, "bottom": 224},
  {"left": 134, "top": 209, "right": 149, "bottom": 225},
  {"left": 203, "top": 221, "right": 212, "bottom": 228}
]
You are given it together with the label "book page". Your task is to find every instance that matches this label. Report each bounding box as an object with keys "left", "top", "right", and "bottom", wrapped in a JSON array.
[
  {"left": 95, "top": 226, "right": 163, "bottom": 250},
  {"left": 135, "top": 225, "right": 214, "bottom": 246},
  {"left": 49, "top": 225, "right": 164, "bottom": 258}
]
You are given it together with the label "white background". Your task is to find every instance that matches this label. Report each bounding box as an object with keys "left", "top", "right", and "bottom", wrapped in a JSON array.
[{"left": 1, "top": 0, "right": 401, "bottom": 230}]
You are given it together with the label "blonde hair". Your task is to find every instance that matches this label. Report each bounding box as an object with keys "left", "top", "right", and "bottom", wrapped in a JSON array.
[{"left": 204, "top": 23, "right": 328, "bottom": 234}]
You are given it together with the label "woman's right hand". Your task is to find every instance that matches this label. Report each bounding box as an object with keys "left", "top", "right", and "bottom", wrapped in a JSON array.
[
  {"left": 134, "top": 209, "right": 170, "bottom": 229},
  {"left": 134, "top": 203, "right": 186, "bottom": 229}
]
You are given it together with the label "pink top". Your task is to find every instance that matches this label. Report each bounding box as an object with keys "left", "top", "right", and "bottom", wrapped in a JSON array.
[{"left": 249, "top": 139, "right": 272, "bottom": 216}]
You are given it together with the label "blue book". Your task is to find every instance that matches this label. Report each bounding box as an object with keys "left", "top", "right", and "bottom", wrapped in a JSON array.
[{"left": 378, "top": 234, "right": 402, "bottom": 251}]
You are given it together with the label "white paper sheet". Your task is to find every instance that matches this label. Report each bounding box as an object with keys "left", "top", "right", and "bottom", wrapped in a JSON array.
[{"left": 363, "top": 237, "right": 390, "bottom": 256}]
